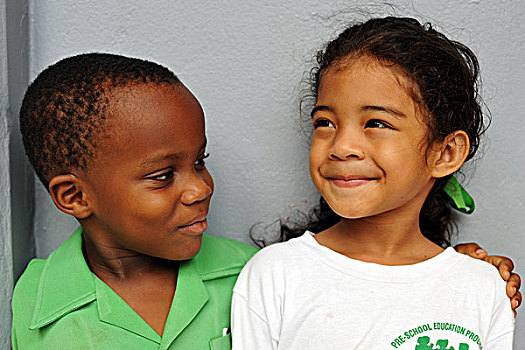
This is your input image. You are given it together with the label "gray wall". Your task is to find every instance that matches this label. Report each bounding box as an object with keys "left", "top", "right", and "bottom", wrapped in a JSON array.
[
  {"left": 1, "top": 0, "right": 33, "bottom": 347},
  {"left": 7, "top": 0, "right": 33, "bottom": 281},
  {"left": 0, "top": 3, "right": 14, "bottom": 347},
  {"left": 11, "top": 0, "right": 525, "bottom": 345}
]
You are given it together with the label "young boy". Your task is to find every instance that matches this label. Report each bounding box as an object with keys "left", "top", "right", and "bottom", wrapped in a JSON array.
[
  {"left": 12, "top": 53, "right": 257, "bottom": 349},
  {"left": 11, "top": 53, "right": 520, "bottom": 349}
]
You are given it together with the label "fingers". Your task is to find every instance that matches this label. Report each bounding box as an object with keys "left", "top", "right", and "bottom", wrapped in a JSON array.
[
  {"left": 483, "top": 257, "right": 521, "bottom": 317},
  {"left": 454, "top": 242, "right": 487, "bottom": 259},
  {"left": 483, "top": 256, "right": 514, "bottom": 281},
  {"left": 511, "top": 291, "right": 522, "bottom": 317},
  {"left": 506, "top": 272, "right": 521, "bottom": 298},
  {"left": 455, "top": 245, "right": 521, "bottom": 316}
]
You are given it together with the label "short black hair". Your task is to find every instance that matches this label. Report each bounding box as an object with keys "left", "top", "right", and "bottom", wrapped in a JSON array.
[{"left": 20, "top": 53, "right": 181, "bottom": 188}]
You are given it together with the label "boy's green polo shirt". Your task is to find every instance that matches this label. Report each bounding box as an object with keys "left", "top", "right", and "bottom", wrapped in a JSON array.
[{"left": 12, "top": 227, "right": 258, "bottom": 349}]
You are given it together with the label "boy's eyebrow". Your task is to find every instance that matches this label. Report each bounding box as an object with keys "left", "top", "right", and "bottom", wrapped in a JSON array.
[
  {"left": 362, "top": 105, "right": 407, "bottom": 118},
  {"left": 140, "top": 154, "right": 183, "bottom": 167},
  {"left": 139, "top": 139, "right": 207, "bottom": 167}
]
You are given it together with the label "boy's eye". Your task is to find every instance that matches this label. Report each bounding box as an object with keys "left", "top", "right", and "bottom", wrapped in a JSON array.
[
  {"left": 313, "top": 119, "right": 335, "bottom": 129},
  {"left": 147, "top": 169, "right": 174, "bottom": 182},
  {"left": 365, "top": 119, "right": 392, "bottom": 129},
  {"left": 195, "top": 153, "right": 210, "bottom": 168}
]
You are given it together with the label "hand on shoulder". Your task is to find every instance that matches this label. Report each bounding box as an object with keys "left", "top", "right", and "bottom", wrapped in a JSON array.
[{"left": 455, "top": 242, "right": 522, "bottom": 316}]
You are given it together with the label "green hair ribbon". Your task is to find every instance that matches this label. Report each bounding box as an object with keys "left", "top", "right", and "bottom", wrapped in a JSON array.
[{"left": 443, "top": 176, "right": 475, "bottom": 214}]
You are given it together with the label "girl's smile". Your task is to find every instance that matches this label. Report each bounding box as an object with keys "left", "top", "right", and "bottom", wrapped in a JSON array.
[{"left": 329, "top": 177, "right": 377, "bottom": 189}]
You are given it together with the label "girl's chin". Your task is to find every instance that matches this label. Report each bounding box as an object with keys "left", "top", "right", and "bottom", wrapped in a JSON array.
[
  {"left": 332, "top": 207, "right": 393, "bottom": 221},
  {"left": 330, "top": 209, "right": 370, "bottom": 220}
]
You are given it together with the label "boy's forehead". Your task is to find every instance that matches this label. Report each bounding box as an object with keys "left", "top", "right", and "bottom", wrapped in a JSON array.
[
  {"left": 103, "top": 82, "right": 199, "bottom": 130},
  {"left": 95, "top": 82, "right": 204, "bottom": 155},
  {"left": 108, "top": 83, "right": 189, "bottom": 115}
]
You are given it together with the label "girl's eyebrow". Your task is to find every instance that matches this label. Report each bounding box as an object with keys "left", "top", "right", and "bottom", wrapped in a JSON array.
[
  {"left": 362, "top": 105, "right": 406, "bottom": 118},
  {"left": 311, "top": 105, "right": 332, "bottom": 118},
  {"left": 311, "top": 105, "right": 406, "bottom": 119}
]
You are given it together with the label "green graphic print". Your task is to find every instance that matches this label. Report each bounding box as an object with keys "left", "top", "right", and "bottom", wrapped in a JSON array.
[
  {"left": 390, "top": 322, "right": 483, "bottom": 349},
  {"left": 415, "top": 336, "right": 469, "bottom": 350}
]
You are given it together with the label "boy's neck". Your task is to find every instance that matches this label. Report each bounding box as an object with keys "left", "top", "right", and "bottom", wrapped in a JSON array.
[
  {"left": 81, "top": 231, "right": 179, "bottom": 337},
  {"left": 81, "top": 231, "right": 178, "bottom": 281},
  {"left": 314, "top": 213, "right": 444, "bottom": 266}
]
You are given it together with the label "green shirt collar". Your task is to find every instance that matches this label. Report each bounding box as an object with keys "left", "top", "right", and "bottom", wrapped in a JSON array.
[
  {"left": 29, "top": 226, "right": 250, "bottom": 344},
  {"left": 29, "top": 227, "right": 96, "bottom": 330}
]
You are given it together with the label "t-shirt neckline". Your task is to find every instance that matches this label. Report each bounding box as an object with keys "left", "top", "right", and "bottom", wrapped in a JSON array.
[{"left": 299, "top": 231, "right": 463, "bottom": 283}]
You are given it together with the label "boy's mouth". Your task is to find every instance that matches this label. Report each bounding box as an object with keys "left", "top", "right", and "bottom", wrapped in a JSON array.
[{"left": 178, "top": 215, "right": 208, "bottom": 235}]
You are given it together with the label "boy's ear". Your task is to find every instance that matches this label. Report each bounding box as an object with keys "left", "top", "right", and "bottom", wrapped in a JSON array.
[
  {"left": 429, "top": 130, "right": 470, "bottom": 178},
  {"left": 48, "top": 174, "right": 93, "bottom": 219}
]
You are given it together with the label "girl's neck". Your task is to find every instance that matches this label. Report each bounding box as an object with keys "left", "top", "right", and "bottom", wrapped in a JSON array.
[{"left": 314, "top": 212, "right": 443, "bottom": 266}]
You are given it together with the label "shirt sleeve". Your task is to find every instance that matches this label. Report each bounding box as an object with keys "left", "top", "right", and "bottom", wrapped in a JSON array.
[
  {"left": 11, "top": 323, "right": 18, "bottom": 350},
  {"left": 484, "top": 275, "right": 515, "bottom": 349},
  {"left": 231, "top": 247, "right": 285, "bottom": 350},
  {"left": 484, "top": 330, "right": 514, "bottom": 349},
  {"left": 231, "top": 292, "right": 278, "bottom": 350}
]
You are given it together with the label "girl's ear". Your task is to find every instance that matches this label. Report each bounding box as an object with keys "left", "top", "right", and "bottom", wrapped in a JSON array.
[
  {"left": 48, "top": 174, "right": 93, "bottom": 219},
  {"left": 430, "top": 130, "right": 470, "bottom": 178}
]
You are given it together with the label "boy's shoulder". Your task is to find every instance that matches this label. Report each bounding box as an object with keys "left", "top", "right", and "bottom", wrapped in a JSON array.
[
  {"left": 12, "top": 231, "right": 259, "bottom": 301},
  {"left": 12, "top": 258, "right": 46, "bottom": 308},
  {"left": 12, "top": 227, "right": 90, "bottom": 326},
  {"left": 193, "top": 234, "right": 259, "bottom": 279}
]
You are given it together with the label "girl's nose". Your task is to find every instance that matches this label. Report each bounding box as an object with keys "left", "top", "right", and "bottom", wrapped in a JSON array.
[
  {"left": 328, "top": 130, "right": 365, "bottom": 160},
  {"left": 181, "top": 173, "right": 213, "bottom": 206}
]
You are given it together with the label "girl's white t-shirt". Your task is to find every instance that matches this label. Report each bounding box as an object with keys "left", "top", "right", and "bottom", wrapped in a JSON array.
[{"left": 231, "top": 232, "right": 514, "bottom": 349}]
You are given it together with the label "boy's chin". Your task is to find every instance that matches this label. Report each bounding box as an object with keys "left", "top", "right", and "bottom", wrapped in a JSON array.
[{"left": 168, "top": 234, "right": 205, "bottom": 261}]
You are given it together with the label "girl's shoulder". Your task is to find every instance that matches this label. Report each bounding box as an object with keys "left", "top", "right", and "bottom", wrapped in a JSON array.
[
  {"left": 445, "top": 249, "right": 509, "bottom": 301},
  {"left": 238, "top": 232, "right": 315, "bottom": 277},
  {"left": 449, "top": 248, "right": 506, "bottom": 282}
]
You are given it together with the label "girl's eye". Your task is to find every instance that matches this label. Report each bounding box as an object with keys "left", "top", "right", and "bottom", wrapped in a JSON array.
[
  {"left": 365, "top": 119, "right": 392, "bottom": 129},
  {"left": 313, "top": 119, "right": 335, "bottom": 129},
  {"left": 147, "top": 170, "right": 174, "bottom": 182},
  {"left": 195, "top": 153, "right": 210, "bottom": 168}
]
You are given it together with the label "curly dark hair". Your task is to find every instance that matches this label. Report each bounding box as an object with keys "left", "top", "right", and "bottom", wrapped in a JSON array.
[
  {"left": 257, "top": 17, "right": 487, "bottom": 248},
  {"left": 20, "top": 53, "right": 181, "bottom": 188}
]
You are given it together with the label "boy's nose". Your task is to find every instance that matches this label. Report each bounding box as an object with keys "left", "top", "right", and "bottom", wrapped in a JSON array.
[
  {"left": 181, "top": 174, "right": 213, "bottom": 205},
  {"left": 328, "top": 130, "right": 365, "bottom": 160}
]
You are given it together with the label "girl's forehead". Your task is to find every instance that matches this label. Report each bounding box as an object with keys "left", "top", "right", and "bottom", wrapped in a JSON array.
[
  {"left": 320, "top": 56, "right": 424, "bottom": 111},
  {"left": 326, "top": 56, "right": 413, "bottom": 89}
]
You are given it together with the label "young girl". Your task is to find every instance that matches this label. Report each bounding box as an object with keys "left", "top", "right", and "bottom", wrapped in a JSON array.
[{"left": 231, "top": 17, "right": 515, "bottom": 349}]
